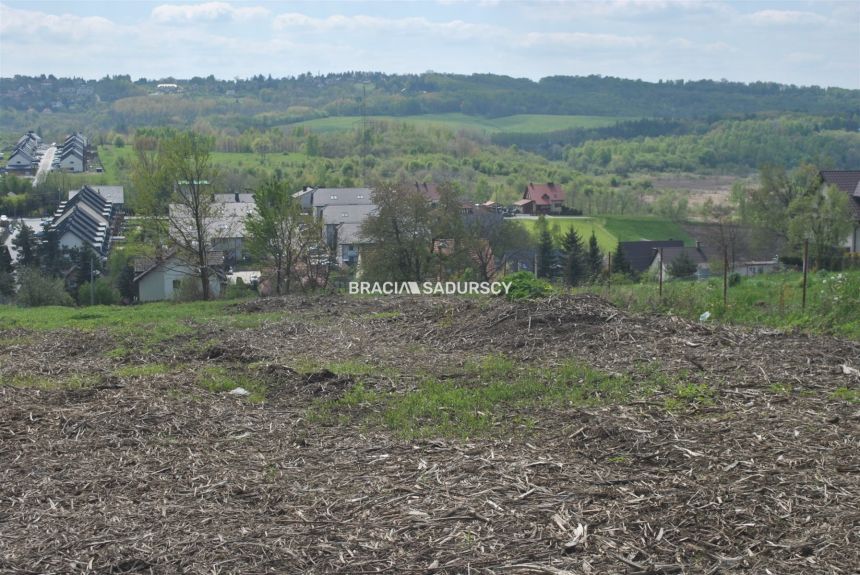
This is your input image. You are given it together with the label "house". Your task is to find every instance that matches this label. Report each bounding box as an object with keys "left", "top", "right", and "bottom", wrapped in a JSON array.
[
  {"left": 310, "top": 188, "right": 376, "bottom": 265},
  {"left": 649, "top": 245, "right": 710, "bottom": 280},
  {"left": 55, "top": 132, "right": 87, "bottom": 173},
  {"left": 522, "top": 182, "right": 565, "bottom": 215},
  {"left": 415, "top": 182, "right": 441, "bottom": 206},
  {"left": 819, "top": 170, "right": 860, "bottom": 253},
  {"left": 513, "top": 198, "right": 535, "bottom": 214},
  {"left": 133, "top": 249, "right": 224, "bottom": 302},
  {"left": 737, "top": 258, "right": 780, "bottom": 277},
  {"left": 5, "top": 132, "right": 41, "bottom": 171},
  {"left": 50, "top": 185, "right": 118, "bottom": 255},
  {"left": 168, "top": 198, "right": 256, "bottom": 264},
  {"left": 618, "top": 240, "right": 685, "bottom": 274}
]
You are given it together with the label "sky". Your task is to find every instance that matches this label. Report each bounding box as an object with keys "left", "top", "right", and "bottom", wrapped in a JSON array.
[{"left": 0, "top": 1, "right": 858, "bottom": 88}]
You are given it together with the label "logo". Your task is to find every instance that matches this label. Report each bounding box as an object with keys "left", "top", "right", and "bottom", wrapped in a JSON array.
[{"left": 349, "top": 281, "right": 512, "bottom": 296}]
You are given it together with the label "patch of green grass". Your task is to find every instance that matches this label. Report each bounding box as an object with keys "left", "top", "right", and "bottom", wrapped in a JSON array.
[
  {"left": 600, "top": 271, "right": 860, "bottom": 341},
  {"left": 665, "top": 383, "right": 713, "bottom": 411},
  {"left": 314, "top": 358, "right": 636, "bottom": 438},
  {"left": 5, "top": 373, "right": 98, "bottom": 390},
  {"left": 516, "top": 217, "right": 616, "bottom": 251},
  {"left": 113, "top": 363, "right": 172, "bottom": 378},
  {"left": 769, "top": 383, "right": 792, "bottom": 394},
  {"left": 831, "top": 387, "right": 859, "bottom": 403},
  {"left": 198, "top": 366, "right": 267, "bottom": 402},
  {"left": 290, "top": 113, "right": 627, "bottom": 135},
  {"left": 600, "top": 215, "right": 693, "bottom": 244}
]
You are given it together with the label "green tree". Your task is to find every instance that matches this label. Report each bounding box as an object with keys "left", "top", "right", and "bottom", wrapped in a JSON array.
[
  {"left": 361, "top": 180, "right": 434, "bottom": 281},
  {"left": 787, "top": 184, "right": 853, "bottom": 268},
  {"left": 0, "top": 244, "right": 13, "bottom": 273},
  {"left": 611, "top": 242, "right": 631, "bottom": 276},
  {"left": 586, "top": 231, "right": 603, "bottom": 281},
  {"left": 560, "top": 227, "right": 586, "bottom": 286},
  {"left": 16, "top": 268, "right": 74, "bottom": 307},
  {"left": 38, "top": 228, "right": 64, "bottom": 278},
  {"left": 12, "top": 224, "right": 37, "bottom": 268},
  {"left": 135, "top": 131, "right": 222, "bottom": 300},
  {"left": 668, "top": 250, "right": 697, "bottom": 279},
  {"left": 246, "top": 177, "right": 321, "bottom": 295},
  {"left": 535, "top": 215, "right": 556, "bottom": 279}
]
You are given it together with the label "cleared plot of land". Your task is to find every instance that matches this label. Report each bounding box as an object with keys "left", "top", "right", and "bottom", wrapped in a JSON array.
[
  {"left": 1, "top": 294, "right": 858, "bottom": 574},
  {"left": 291, "top": 113, "right": 627, "bottom": 134}
]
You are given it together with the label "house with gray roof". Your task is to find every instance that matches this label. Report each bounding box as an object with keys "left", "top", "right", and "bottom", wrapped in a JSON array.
[
  {"left": 820, "top": 170, "right": 860, "bottom": 253},
  {"left": 5, "top": 132, "right": 41, "bottom": 171},
  {"left": 50, "top": 185, "right": 118, "bottom": 255},
  {"left": 303, "top": 187, "right": 377, "bottom": 265}
]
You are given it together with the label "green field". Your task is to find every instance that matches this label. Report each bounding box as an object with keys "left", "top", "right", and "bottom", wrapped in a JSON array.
[
  {"left": 516, "top": 215, "right": 691, "bottom": 251},
  {"left": 291, "top": 113, "right": 627, "bottom": 134}
]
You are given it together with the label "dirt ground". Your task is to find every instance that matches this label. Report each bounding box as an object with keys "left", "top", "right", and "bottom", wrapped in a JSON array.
[{"left": 1, "top": 294, "right": 858, "bottom": 574}]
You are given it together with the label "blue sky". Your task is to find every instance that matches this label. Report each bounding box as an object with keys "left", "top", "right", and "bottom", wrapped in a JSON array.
[{"left": 1, "top": 1, "right": 857, "bottom": 88}]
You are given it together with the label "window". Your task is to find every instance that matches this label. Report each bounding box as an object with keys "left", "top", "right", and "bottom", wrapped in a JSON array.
[
  {"left": 356, "top": 194, "right": 364, "bottom": 199},
  {"left": 341, "top": 212, "right": 349, "bottom": 218},
  {"left": 172, "top": 279, "right": 181, "bottom": 290},
  {"left": 330, "top": 194, "right": 338, "bottom": 200}
]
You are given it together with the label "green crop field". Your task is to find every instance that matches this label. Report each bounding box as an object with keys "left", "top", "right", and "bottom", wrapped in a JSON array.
[{"left": 291, "top": 113, "right": 627, "bottom": 134}]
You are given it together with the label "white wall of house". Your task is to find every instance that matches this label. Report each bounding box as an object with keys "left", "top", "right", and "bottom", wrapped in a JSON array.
[
  {"left": 138, "top": 259, "right": 222, "bottom": 302},
  {"left": 59, "top": 231, "right": 84, "bottom": 251},
  {"left": 843, "top": 225, "right": 860, "bottom": 253},
  {"left": 59, "top": 155, "right": 83, "bottom": 172}
]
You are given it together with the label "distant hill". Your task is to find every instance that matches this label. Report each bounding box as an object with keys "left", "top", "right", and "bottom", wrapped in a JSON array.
[{"left": 2, "top": 73, "right": 858, "bottom": 134}]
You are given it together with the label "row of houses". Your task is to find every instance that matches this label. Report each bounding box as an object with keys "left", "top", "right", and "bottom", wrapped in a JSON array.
[
  {"left": 50, "top": 184, "right": 125, "bottom": 255},
  {"left": 5, "top": 132, "right": 43, "bottom": 171},
  {"left": 53, "top": 132, "right": 87, "bottom": 173}
]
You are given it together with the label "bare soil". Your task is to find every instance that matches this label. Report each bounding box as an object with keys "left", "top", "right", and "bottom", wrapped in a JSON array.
[{"left": 1, "top": 294, "right": 858, "bottom": 574}]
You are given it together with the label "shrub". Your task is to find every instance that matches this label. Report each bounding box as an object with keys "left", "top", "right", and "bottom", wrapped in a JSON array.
[
  {"left": 16, "top": 268, "right": 74, "bottom": 307},
  {"left": 77, "top": 278, "right": 120, "bottom": 306},
  {"left": 504, "top": 271, "right": 551, "bottom": 300}
]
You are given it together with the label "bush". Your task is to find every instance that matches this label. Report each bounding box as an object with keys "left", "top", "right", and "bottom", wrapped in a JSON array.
[
  {"left": 174, "top": 277, "right": 203, "bottom": 302},
  {"left": 77, "top": 278, "right": 120, "bottom": 306},
  {"left": 16, "top": 268, "right": 74, "bottom": 307},
  {"left": 503, "top": 271, "right": 551, "bottom": 300}
]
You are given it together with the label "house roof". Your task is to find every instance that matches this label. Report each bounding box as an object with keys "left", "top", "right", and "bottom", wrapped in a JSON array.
[
  {"left": 415, "top": 182, "right": 441, "bottom": 203},
  {"left": 133, "top": 249, "right": 224, "bottom": 283},
  {"left": 820, "top": 170, "right": 860, "bottom": 220},
  {"left": 619, "top": 240, "right": 684, "bottom": 272},
  {"left": 311, "top": 188, "right": 374, "bottom": 207},
  {"left": 320, "top": 203, "right": 376, "bottom": 226},
  {"left": 513, "top": 198, "right": 534, "bottom": 206},
  {"left": 524, "top": 183, "right": 565, "bottom": 206},
  {"left": 51, "top": 186, "right": 113, "bottom": 254},
  {"left": 168, "top": 201, "right": 256, "bottom": 240},
  {"left": 658, "top": 246, "right": 708, "bottom": 268},
  {"left": 92, "top": 186, "right": 125, "bottom": 205}
]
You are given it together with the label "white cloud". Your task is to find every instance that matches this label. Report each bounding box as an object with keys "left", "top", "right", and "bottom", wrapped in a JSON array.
[
  {"left": 151, "top": 2, "right": 269, "bottom": 23},
  {"left": 518, "top": 31, "right": 650, "bottom": 49},
  {"left": 0, "top": 3, "right": 116, "bottom": 42},
  {"left": 272, "top": 12, "right": 500, "bottom": 40},
  {"left": 742, "top": 10, "right": 828, "bottom": 26}
]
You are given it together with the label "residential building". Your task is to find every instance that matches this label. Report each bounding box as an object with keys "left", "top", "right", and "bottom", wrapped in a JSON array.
[
  {"left": 50, "top": 185, "right": 119, "bottom": 255},
  {"left": 819, "top": 170, "right": 860, "bottom": 253},
  {"left": 618, "top": 240, "right": 685, "bottom": 274},
  {"left": 55, "top": 132, "right": 87, "bottom": 173},
  {"left": 309, "top": 187, "right": 376, "bottom": 265},
  {"left": 5, "top": 132, "right": 41, "bottom": 171},
  {"left": 521, "top": 182, "right": 565, "bottom": 215},
  {"left": 133, "top": 249, "right": 223, "bottom": 302},
  {"left": 649, "top": 245, "right": 710, "bottom": 280}
]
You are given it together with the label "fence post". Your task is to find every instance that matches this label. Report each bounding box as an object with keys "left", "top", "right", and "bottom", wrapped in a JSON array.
[
  {"left": 607, "top": 251, "right": 612, "bottom": 295},
  {"left": 658, "top": 248, "right": 663, "bottom": 300},
  {"left": 802, "top": 238, "right": 809, "bottom": 311},
  {"left": 723, "top": 244, "right": 728, "bottom": 310}
]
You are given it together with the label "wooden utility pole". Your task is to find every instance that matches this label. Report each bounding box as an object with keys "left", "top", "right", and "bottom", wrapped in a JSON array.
[
  {"left": 723, "top": 244, "right": 728, "bottom": 309},
  {"left": 802, "top": 238, "right": 809, "bottom": 311},
  {"left": 658, "top": 248, "right": 663, "bottom": 300}
]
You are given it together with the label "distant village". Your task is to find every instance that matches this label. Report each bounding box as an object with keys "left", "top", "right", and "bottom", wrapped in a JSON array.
[{"left": 2, "top": 129, "right": 859, "bottom": 304}]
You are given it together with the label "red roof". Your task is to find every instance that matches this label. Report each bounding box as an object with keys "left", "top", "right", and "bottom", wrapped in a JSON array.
[
  {"left": 514, "top": 198, "right": 534, "bottom": 206},
  {"left": 524, "top": 182, "right": 565, "bottom": 206}
]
